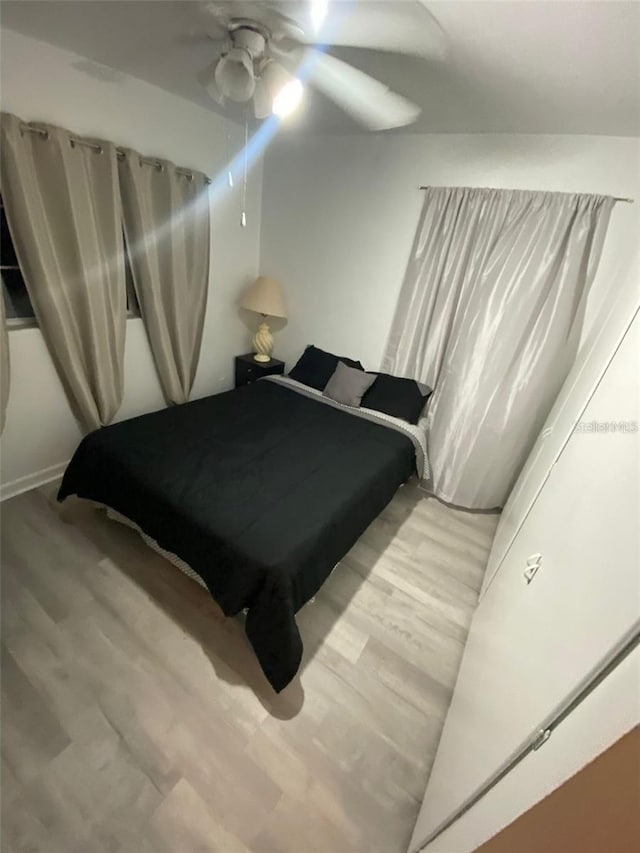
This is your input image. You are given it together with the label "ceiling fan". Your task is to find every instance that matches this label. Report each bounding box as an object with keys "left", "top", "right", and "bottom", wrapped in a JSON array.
[{"left": 195, "top": 0, "right": 447, "bottom": 131}]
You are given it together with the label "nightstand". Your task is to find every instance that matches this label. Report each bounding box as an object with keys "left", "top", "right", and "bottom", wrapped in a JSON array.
[{"left": 235, "top": 353, "right": 285, "bottom": 388}]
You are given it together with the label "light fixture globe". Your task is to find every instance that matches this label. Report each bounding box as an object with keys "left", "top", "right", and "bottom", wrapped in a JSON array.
[
  {"left": 259, "top": 60, "right": 304, "bottom": 118},
  {"left": 214, "top": 46, "right": 256, "bottom": 103},
  {"left": 260, "top": 59, "right": 291, "bottom": 99},
  {"left": 253, "top": 76, "right": 271, "bottom": 119},
  {"left": 198, "top": 59, "right": 226, "bottom": 105},
  {"left": 273, "top": 79, "right": 303, "bottom": 117}
]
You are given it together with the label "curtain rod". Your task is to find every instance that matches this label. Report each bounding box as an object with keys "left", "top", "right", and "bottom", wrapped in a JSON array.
[
  {"left": 418, "top": 185, "right": 634, "bottom": 203},
  {"left": 20, "top": 124, "right": 212, "bottom": 185}
]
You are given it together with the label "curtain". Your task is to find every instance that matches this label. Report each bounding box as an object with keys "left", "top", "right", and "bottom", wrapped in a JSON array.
[
  {"left": 383, "top": 187, "right": 614, "bottom": 509},
  {"left": 118, "top": 149, "right": 210, "bottom": 405},
  {"left": 0, "top": 288, "right": 8, "bottom": 434},
  {"left": 0, "top": 112, "right": 125, "bottom": 431}
]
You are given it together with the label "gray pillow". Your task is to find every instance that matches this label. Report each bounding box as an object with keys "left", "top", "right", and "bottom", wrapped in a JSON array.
[{"left": 323, "top": 361, "right": 377, "bottom": 407}]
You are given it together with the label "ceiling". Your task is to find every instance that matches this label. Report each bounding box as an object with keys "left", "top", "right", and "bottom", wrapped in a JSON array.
[{"left": 2, "top": 1, "right": 639, "bottom": 135}]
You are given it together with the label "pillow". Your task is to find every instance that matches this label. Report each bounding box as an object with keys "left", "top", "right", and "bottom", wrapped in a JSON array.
[
  {"left": 323, "top": 361, "right": 377, "bottom": 407},
  {"left": 361, "top": 372, "right": 432, "bottom": 424},
  {"left": 288, "top": 345, "right": 364, "bottom": 391}
]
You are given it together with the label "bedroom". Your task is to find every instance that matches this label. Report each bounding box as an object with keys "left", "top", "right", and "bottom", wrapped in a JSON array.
[{"left": 0, "top": 1, "right": 638, "bottom": 851}]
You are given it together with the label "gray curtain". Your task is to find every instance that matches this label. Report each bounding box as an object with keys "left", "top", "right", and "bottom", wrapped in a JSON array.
[
  {"left": 0, "top": 289, "right": 8, "bottom": 434},
  {"left": 0, "top": 112, "right": 125, "bottom": 431},
  {"left": 383, "top": 187, "right": 614, "bottom": 509},
  {"left": 119, "top": 149, "right": 210, "bottom": 405}
]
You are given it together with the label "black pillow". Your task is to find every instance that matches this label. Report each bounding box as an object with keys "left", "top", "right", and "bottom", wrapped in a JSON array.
[
  {"left": 362, "top": 372, "right": 432, "bottom": 424},
  {"left": 288, "top": 345, "right": 364, "bottom": 391}
]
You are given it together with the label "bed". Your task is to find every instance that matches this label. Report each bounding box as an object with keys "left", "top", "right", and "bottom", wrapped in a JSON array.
[{"left": 58, "top": 375, "right": 428, "bottom": 691}]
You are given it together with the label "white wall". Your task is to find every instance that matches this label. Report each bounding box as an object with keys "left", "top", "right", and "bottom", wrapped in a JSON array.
[
  {"left": 0, "top": 30, "right": 264, "bottom": 496},
  {"left": 260, "top": 132, "right": 640, "bottom": 371}
]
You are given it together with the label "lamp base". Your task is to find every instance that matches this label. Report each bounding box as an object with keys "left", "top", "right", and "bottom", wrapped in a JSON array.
[{"left": 252, "top": 320, "right": 274, "bottom": 363}]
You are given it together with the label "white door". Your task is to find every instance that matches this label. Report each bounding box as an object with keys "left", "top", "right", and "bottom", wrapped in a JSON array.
[
  {"left": 419, "top": 643, "right": 640, "bottom": 853},
  {"left": 409, "top": 313, "right": 640, "bottom": 852}
]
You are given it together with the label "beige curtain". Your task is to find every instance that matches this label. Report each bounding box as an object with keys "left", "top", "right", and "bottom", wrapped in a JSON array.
[
  {"left": 0, "top": 289, "right": 9, "bottom": 433},
  {"left": 0, "top": 112, "right": 125, "bottom": 431},
  {"left": 383, "top": 187, "right": 614, "bottom": 509},
  {"left": 119, "top": 149, "right": 210, "bottom": 405}
]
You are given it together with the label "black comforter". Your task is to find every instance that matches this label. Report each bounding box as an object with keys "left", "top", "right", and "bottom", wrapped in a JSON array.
[{"left": 58, "top": 379, "right": 415, "bottom": 690}]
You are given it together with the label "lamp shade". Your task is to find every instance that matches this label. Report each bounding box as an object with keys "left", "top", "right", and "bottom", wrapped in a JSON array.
[{"left": 240, "top": 276, "right": 287, "bottom": 319}]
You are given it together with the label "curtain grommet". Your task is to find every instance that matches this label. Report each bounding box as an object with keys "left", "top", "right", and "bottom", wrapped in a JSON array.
[{"left": 22, "top": 126, "right": 49, "bottom": 141}]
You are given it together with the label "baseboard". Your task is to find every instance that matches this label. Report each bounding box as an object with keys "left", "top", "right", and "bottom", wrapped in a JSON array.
[{"left": 1, "top": 461, "right": 68, "bottom": 502}]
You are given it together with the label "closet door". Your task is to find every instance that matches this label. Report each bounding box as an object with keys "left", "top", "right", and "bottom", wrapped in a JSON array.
[
  {"left": 420, "top": 644, "right": 640, "bottom": 853},
  {"left": 409, "top": 314, "right": 639, "bottom": 851}
]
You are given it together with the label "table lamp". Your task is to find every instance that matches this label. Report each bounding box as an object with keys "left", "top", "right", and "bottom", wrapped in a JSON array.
[{"left": 240, "top": 276, "right": 287, "bottom": 362}]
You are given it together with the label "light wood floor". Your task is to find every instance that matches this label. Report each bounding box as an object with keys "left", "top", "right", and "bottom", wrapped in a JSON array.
[{"left": 1, "top": 480, "right": 498, "bottom": 853}]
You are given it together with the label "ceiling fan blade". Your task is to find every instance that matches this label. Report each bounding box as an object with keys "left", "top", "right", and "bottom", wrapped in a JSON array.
[
  {"left": 311, "top": 0, "right": 448, "bottom": 61},
  {"left": 308, "top": 51, "right": 421, "bottom": 131}
]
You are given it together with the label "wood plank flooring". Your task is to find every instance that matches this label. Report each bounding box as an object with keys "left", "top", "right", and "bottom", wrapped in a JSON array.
[{"left": 1, "top": 480, "right": 498, "bottom": 853}]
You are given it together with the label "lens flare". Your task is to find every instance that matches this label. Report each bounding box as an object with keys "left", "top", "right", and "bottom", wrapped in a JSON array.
[
  {"left": 272, "top": 79, "right": 304, "bottom": 118},
  {"left": 311, "top": 0, "right": 329, "bottom": 33}
]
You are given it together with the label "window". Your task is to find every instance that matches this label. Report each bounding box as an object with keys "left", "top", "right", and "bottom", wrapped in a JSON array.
[
  {"left": 123, "top": 233, "right": 141, "bottom": 319},
  {"left": 1, "top": 196, "right": 36, "bottom": 326},
  {"left": 1, "top": 194, "right": 140, "bottom": 324}
]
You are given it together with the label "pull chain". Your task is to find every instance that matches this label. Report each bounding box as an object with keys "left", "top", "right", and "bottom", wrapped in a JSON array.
[
  {"left": 224, "top": 117, "right": 233, "bottom": 188},
  {"left": 241, "top": 111, "right": 248, "bottom": 228}
]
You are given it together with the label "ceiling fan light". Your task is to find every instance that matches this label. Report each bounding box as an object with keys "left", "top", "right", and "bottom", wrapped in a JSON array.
[
  {"left": 214, "top": 46, "right": 256, "bottom": 103},
  {"left": 198, "top": 59, "right": 226, "bottom": 105},
  {"left": 259, "top": 60, "right": 303, "bottom": 118},
  {"left": 253, "top": 77, "right": 271, "bottom": 120},
  {"left": 197, "top": 59, "right": 225, "bottom": 104},
  {"left": 272, "top": 79, "right": 304, "bottom": 118},
  {"left": 260, "top": 60, "right": 293, "bottom": 99}
]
